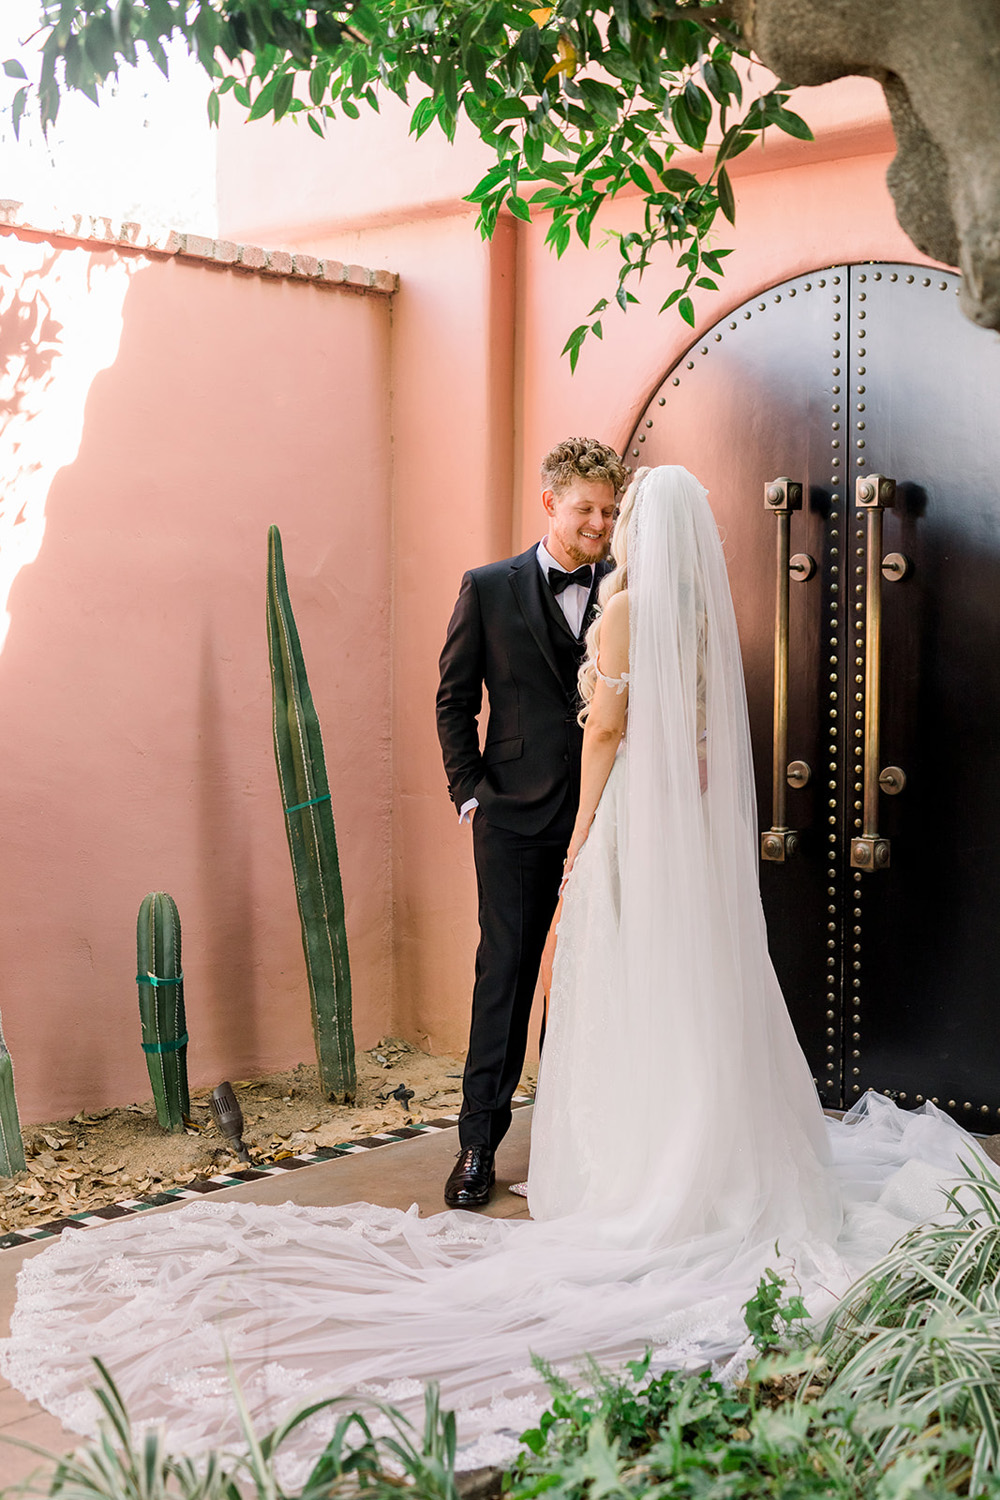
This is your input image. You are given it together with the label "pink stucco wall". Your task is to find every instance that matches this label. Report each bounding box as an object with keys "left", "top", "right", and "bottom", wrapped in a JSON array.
[
  {"left": 216, "top": 74, "right": 947, "bottom": 1063},
  {"left": 0, "top": 231, "right": 393, "bottom": 1121}
]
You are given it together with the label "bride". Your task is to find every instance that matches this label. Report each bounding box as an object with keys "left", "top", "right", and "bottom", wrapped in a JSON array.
[{"left": 0, "top": 467, "right": 983, "bottom": 1472}]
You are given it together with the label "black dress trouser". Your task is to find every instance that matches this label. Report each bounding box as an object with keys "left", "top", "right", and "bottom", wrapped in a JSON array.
[{"left": 458, "top": 798, "right": 575, "bottom": 1151}]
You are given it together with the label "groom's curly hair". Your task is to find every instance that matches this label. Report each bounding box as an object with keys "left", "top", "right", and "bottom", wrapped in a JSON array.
[{"left": 541, "top": 437, "right": 630, "bottom": 497}]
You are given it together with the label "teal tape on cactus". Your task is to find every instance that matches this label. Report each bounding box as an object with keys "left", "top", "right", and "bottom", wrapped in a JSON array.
[
  {"left": 136, "top": 892, "right": 190, "bottom": 1132},
  {"left": 267, "top": 525, "right": 356, "bottom": 1103},
  {"left": 0, "top": 1010, "right": 25, "bottom": 1176}
]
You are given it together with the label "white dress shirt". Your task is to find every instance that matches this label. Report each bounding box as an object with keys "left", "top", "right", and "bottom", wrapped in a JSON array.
[
  {"left": 459, "top": 540, "right": 593, "bottom": 822},
  {"left": 535, "top": 538, "right": 594, "bottom": 638}
]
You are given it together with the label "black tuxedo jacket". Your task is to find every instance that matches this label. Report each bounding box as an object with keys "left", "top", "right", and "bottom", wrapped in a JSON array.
[{"left": 436, "top": 547, "right": 613, "bottom": 835}]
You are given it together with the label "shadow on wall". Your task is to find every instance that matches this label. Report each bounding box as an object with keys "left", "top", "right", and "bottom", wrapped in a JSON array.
[{"left": 197, "top": 624, "right": 260, "bottom": 1068}]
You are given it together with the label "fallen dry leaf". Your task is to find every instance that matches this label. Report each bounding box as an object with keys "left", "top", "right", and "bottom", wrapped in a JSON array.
[{"left": 0, "top": 1045, "right": 532, "bottom": 1236}]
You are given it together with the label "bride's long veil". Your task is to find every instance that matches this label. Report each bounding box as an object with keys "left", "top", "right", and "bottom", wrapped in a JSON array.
[{"left": 609, "top": 467, "right": 840, "bottom": 1245}]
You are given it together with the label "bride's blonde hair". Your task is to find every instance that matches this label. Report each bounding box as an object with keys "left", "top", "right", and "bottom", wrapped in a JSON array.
[{"left": 577, "top": 467, "right": 648, "bottom": 722}]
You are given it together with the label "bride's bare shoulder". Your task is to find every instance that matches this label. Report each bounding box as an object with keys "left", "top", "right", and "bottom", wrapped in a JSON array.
[
  {"left": 601, "top": 589, "right": 629, "bottom": 633},
  {"left": 597, "top": 589, "right": 629, "bottom": 676}
]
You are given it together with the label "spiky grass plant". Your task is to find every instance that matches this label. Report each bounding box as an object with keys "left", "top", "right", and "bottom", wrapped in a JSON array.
[
  {"left": 814, "top": 1154, "right": 1000, "bottom": 1495},
  {"left": 0, "top": 1359, "right": 461, "bottom": 1500}
]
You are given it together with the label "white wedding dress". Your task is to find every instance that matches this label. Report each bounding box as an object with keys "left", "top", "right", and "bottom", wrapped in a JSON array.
[{"left": 0, "top": 469, "right": 985, "bottom": 1477}]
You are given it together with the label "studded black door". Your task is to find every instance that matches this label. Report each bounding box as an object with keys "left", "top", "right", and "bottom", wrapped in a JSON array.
[{"left": 626, "top": 264, "right": 1000, "bottom": 1129}]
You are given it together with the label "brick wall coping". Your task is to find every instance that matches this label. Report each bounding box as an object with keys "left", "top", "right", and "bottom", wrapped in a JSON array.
[{"left": 0, "top": 198, "right": 398, "bottom": 295}]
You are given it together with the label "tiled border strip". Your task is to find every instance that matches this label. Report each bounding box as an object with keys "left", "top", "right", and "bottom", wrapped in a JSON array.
[
  {"left": 0, "top": 1097, "right": 533, "bottom": 1252},
  {"left": 0, "top": 198, "right": 398, "bottom": 295}
]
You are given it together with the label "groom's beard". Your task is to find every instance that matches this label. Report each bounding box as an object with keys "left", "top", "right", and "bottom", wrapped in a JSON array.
[{"left": 565, "top": 537, "right": 611, "bottom": 567}]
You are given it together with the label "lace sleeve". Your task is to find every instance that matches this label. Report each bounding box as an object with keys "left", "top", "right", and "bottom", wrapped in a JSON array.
[{"left": 595, "top": 657, "right": 630, "bottom": 695}]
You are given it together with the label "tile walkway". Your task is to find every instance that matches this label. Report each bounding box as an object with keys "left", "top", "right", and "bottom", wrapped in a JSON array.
[{"left": 0, "top": 1106, "right": 533, "bottom": 1489}]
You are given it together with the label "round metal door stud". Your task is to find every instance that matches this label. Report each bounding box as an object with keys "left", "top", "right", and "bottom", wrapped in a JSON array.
[
  {"left": 879, "top": 765, "right": 907, "bottom": 795},
  {"left": 787, "top": 761, "right": 811, "bottom": 788},
  {"left": 789, "top": 553, "right": 817, "bottom": 580},
  {"left": 881, "top": 552, "right": 912, "bottom": 581}
]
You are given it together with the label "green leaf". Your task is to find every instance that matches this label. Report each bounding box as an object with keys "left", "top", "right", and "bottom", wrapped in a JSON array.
[
  {"left": 493, "top": 97, "right": 530, "bottom": 119},
  {"left": 772, "top": 106, "right": 814, "bottom": 141},
  {"left": 717, "top": 164, "right": 735, "bottom": 224},
  {"left": 561, "top": 323, "right": 588, "bottom": 372},
  {"left": 714, "top": 56, "right": 743, "bottom": 105},
  {"left": 350, "top": 53, "right": 368, "bottom": 94},
  {"left": 523, "top": 130, "right": 544, "bottom": 172},
  {"left": 206, "top": 88, "right": 220, "bottom": 126},
  {"left": 679, "top": 296, "right": 695, "bottom": 325},
  {"left": 701, "top": 248, "right": 733, "bottom": 274},
  {"left": 670, "top": 92, "right": 705, "bottom": 152},
  {"left": 546, "top": 219, "right": 571, "bottom": 256},
  {"left": 410, "top": 94, "right": 435, "bottom": 137},
  {"left": 628, "top": 162, "right": 654, "bottom": 193},
  {"left": 3, "top": 59, "right": 28, "bottom": 80},
  {"left": 247, "top": 74, "right": 280, "bottom": 122},
  {"left": 273, "top": 71, "right": 295, "bottom": 122},
  {"left": 309, "top": 62, "right": 331, "bottom": 106},
  {"left": 661, "top": 167, "right": 699, "bottom": 193},
  {"left": 507, "top": 194, "right": 532, "bottom": 222},
  {"left": 307, "top": 112, "right": 324, "bottom": 137},
  {"left": 683, "top": 78, "right": 712, "bottom": 122},
  {"left": 577, "top": 77, "right": 622, "bottom": 124},
  {"left": 10, "top": 85, "right": 27, "bottom": 139},
  {"left": 701, "top": 59, "right": 727, "bottom": 106},
  {"left": 465, "top": 44, "right": 488, "bottom": 99},
  {"left": 716, "top": 127, "right": 755, "bottom": 167}
]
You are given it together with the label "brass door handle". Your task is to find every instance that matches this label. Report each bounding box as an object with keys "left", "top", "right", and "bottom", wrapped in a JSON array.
[
  {"left": 850, "top": 473, "right": 905, "bottom": 872},
  {"left": 761, "top": 477, "right": 814, "bottom": 863}
]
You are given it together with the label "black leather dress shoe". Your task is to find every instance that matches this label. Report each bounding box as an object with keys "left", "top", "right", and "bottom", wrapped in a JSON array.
[{"left": 444, "top": 1146, "right": 495, "bottom": 1208}]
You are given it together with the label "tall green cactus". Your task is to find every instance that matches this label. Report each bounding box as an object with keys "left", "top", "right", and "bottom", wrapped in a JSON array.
[
  {"left": 267, "top": 525, "right": 355, "bottom": 1103},
  {"left": 136, "top": 892, "right": 190, "bottom": 1132},
  {"left": 0, "top": 1008, "right": 26, "bottom": 1176}
]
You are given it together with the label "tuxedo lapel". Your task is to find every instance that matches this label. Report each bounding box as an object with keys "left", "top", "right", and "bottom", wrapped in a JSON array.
[
  {"left": 508, "top": 551, "right": 565, "bottom": 687},
  {"left": 510, "top": 551, "right": 616, "bottom": 687}
]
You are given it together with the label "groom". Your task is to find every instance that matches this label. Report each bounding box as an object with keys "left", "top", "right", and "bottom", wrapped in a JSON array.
[{"left": 436, "top": 436, "right": 630, "bottom": 1207}]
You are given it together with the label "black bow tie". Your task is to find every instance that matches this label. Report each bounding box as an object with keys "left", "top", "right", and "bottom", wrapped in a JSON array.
[{"left": 548, "top": 564, "right": 594, "bottom": 595}]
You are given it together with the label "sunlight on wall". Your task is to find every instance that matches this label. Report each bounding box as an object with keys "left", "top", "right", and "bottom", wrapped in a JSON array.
[
  {"left": 0, "top": 0, "right": 217, "bottom": 237},
  {"left": 0, "top": 239, "right": 133, "bottom": 652}
]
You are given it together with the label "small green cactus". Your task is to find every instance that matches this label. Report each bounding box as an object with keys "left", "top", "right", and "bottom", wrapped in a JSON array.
[
  {"left": 136, "top": 892, "right": 190, "bottom": 1132},
  {"left": 0, "top": 1009, "right": 26, "bottom": 1176},
  {"left": 267, "top": 525, "right": 355, "bottom": 1103}
]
